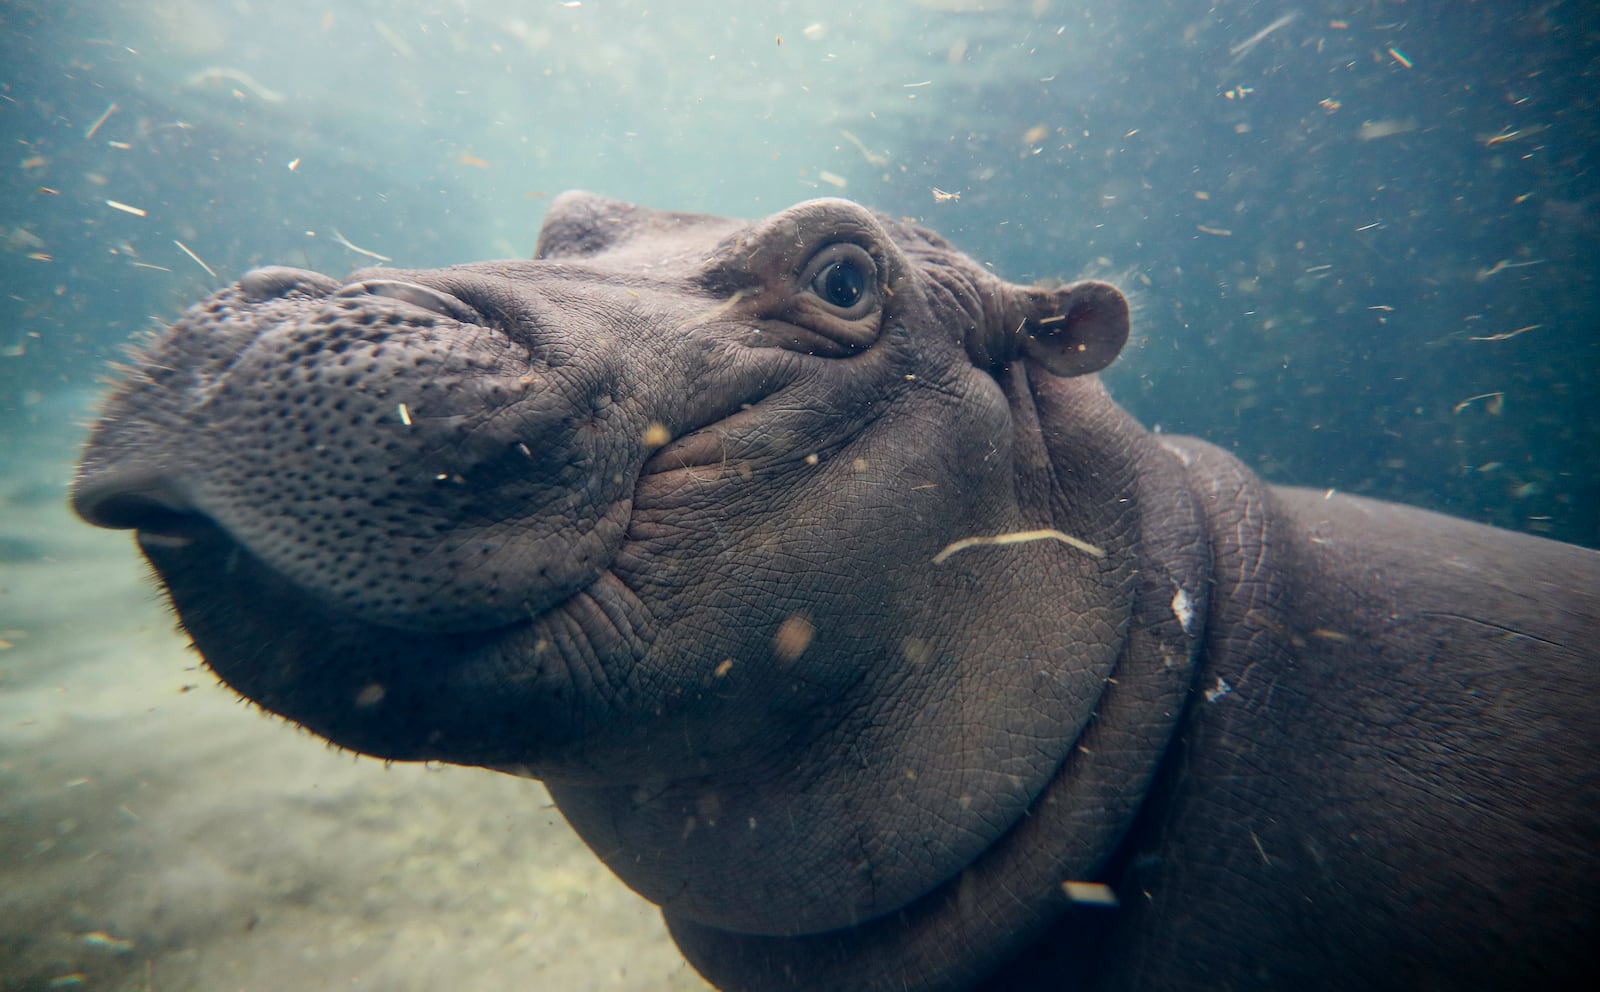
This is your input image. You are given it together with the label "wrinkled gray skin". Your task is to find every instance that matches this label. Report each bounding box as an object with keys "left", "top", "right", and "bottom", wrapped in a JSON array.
[{"left": 74, "top": 193, "right": 1599, "bottom": 991}]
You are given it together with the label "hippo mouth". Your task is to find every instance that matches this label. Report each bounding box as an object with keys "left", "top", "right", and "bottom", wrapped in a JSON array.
[{"left": 83, "top": 489, "right": 567, "bottom": 765}]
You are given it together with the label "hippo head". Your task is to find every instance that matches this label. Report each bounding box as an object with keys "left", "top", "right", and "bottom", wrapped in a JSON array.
[{"left": 73, "top": 193, "right": 1204, "bottom": 971}]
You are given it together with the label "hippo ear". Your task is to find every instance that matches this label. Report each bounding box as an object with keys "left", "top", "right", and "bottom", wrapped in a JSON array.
[{"left": 1015, "top": 280, "right": 1130, "bottom": 377}]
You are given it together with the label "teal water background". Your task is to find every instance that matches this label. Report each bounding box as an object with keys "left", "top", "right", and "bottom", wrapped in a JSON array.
[{"left": 3, "top": 0, "right": 1597, "bottom": 544}]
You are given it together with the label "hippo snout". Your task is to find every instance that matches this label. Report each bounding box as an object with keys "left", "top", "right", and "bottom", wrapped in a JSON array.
[{"left": 73, "top": 265, "right": 640, "bottom": 635}]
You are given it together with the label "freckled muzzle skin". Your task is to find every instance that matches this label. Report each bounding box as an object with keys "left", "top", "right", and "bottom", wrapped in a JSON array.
[
  {"left": 82, "top": 266, "right": 668, "bottom": 634},
  {"left": 73, "top": 192, "right": 1600, "bottom": 991}
]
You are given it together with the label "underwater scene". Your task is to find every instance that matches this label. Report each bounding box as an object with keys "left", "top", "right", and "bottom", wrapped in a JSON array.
[{"left": 2, "top": 1, "right": 1596, "bottom": 990}]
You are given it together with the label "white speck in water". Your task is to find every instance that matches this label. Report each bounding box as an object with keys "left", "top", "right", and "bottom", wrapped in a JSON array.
[{"left": 1204, "top": 677, "right": 1232, "bottom": 703}]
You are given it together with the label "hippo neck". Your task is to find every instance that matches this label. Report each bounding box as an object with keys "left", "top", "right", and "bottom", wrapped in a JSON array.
[{"left": 665, "top": 402, "right": 1221, "bottom": 991}]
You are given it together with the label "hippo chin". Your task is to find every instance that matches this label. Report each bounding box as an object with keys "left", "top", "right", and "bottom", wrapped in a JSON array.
[{"left": 73, "top": 192, "right": 1599, "bottom": 991}]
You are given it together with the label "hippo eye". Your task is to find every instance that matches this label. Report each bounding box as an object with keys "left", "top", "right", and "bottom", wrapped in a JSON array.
[
  {"left": 801, "top": 243, "right": 878, "bottom": 316},
  {"left": 815, "top": 259, "right": 865, "bottom": 308}
]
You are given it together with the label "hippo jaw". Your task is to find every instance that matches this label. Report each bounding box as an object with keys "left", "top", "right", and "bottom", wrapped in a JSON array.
[{"left": 72, "top": 192, "right": 1165, "bottom": 939}]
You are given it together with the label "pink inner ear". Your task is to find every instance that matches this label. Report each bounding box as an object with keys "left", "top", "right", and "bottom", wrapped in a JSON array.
[{"left": 1022, "top": 281, "right": 1130, "bottom": 378}]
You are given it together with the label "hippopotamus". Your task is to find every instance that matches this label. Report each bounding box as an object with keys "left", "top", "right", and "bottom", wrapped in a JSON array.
[{"left": 71, "top": 192, "right": 1598, "bottom": 991}]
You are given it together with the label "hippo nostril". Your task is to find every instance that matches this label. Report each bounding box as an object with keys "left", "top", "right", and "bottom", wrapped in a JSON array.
[
  {"left": 98, "top": 497, "right": 197, "bottom": 536},
  {"left": 336, "top": 279, "right": 480, "bottom": 323},
  {"left": 74, "top": 481, "right": 218, "bottom": 552},
  {"left": 72, "top": 473, "right": 196, "bottom": 532}
]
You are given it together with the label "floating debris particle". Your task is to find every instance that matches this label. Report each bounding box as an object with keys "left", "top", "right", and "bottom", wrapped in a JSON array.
[
  {"left": 1229, "top": 11, "right": 1297, "bottom": 59},
  {"left": 1481, "top": 125, "right": 1546, "bottom": 147},
  {"left": 902, "top": 80, "right": 933, "bottom": 88},
  {"left": 1452, "top": 391, "right": 1504, "bottom": 416},
  {"left": 104, "top": 199, "right": 146, "bottom": 217},
  {"left": 772, "top": 614, "right": 815, "bottom": 663},
  {"left": 1204, "top": 677, "right": 1233, "bottom": 703},
  {"left": 1062, "top": 881, "right": 1119, "bottom": 906},
  {"left": 84, "top": 102, "right": 118, "bottom": 140},
  {"left": 712, "top": 658, "right": 733, "bottom": 678},
  {"left": 930, "top": 187, "right": 960, "bottom": 203},
  {"left": 287, "top": 157, "right": 301, "bottom": 171},
  {"left": 1197, "top": 225, "right": 1232, "bottom": 237},
  {"left": 933, "top": 528, "right": 1106, "bottom": 565},
  {"left": 1251, "top": 831, "right": 1271, "bottom": 864},
  {"left": 1474, "top": 258, "right": 1543, "bottom": 281},
  {"left": 1387, "top": 47, "right": 1414, "bottom": 69},
  {"left": 183, "top": 67, "right": 285, "bottom": 103},
  {"left": 173, "top": 239, "right": 217, "bottom": 278},
  {"left": 329, "top": 228, "right": 392, "bottom": 262},
  {"left": 839, "top": 129, "right": 889, "bottom": 166},
  {"left": 1469, "top": 324, "right": 1541, "bottom": 342},
  {"left": 372, "top": 19, "right": 415, "bottom": 58},
  {"left": 641, "top": 422, "right": 670, "bottom": 447},
  {"left": 1357, "top": 118, "right": 1415, "bottom": 141},
  {"left": 396, "top": 402, "right": 412, "bottom": 426},
  {"left": 817, "top": 170, "right": 848, "bottom": 189},
  {"left": 79, "top": 930, "right": 134, "bottom": 952},
  {"left": 1171, "top": 587, "right": 1196, "bottom": 635}
]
